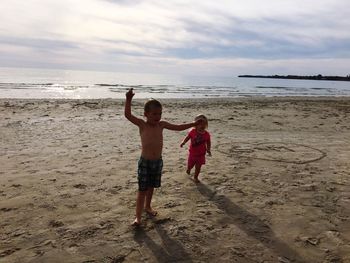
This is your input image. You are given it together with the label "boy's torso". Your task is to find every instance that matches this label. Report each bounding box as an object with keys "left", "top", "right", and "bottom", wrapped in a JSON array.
[{"left": 139, "top": 122, "right": 164, "bottom": 160}]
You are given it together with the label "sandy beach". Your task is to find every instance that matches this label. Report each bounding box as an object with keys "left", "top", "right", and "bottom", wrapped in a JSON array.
[{"left": 1, "top": 97, "right": 350, "bottom": 263}]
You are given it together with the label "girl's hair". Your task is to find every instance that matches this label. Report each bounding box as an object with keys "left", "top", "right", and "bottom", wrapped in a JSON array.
[
  {"left": 144, "top": 99, "right": 162, "bottom": 112},
  {"left": 195, "top": 114, "right": 208, "bottom": 128}
]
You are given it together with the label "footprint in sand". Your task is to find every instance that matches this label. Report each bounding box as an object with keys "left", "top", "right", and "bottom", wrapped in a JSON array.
[
  {"left": 0, "top": 248, "right": 21, "bottom": 257},
  {"left": 49, "top": 220, "right": 64, "bottom": 228},
  {"left": 0, "top": 207, "right": 18, "bottom": 212},
  {"left": 73, "top": 184, "right": 87, "bottom": 189}
]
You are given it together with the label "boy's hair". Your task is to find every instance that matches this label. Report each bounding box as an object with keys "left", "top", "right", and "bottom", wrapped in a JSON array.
[
  {"left": 144, "top": 99, "right": 162, "bottom": 112},
  {"left": 195, "top": 114, "right": 208, "bottom": 128}
]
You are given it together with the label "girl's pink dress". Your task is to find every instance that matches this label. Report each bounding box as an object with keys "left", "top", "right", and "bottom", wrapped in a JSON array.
[{"left": 187, "top": 128, "right": 211, "bottom": 168}]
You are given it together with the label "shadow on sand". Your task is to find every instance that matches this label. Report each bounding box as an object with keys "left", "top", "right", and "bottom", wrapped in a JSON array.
[
  {"left": 196, "top": 183, "right": 305, "bottom": 263},
  {"left": 133, "top": 223, "right": 192, "bottom": 262}
]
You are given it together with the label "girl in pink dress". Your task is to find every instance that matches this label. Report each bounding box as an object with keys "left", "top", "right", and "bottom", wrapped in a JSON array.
[{"left": 180, "top": 115, "right": 211, "bottom": 183}]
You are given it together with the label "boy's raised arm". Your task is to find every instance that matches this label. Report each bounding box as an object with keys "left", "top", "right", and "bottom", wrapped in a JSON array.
[{"left": 124, "top": 88, "right": 144, "bottom": 126}]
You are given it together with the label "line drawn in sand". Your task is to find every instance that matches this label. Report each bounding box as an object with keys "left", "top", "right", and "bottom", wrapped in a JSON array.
[{"left": 216, "top": 142, "right": 327, "bottom": 164}]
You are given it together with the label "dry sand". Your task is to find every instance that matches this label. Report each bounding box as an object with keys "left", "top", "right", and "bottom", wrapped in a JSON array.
[{"left": 0, "top": 97, "right": 350, "bottom": 263}]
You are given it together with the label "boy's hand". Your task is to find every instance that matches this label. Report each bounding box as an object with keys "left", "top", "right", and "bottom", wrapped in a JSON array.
[
  {"left": 126, "top": 88, "right": 135, "bottom": 100},
  {"left": 194, "top": 118, "right": 204, "bottom": 126}
]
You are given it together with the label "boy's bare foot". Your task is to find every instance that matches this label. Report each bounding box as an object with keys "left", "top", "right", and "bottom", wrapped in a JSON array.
[
  {"left": 131, "top": 218, "right": 141, "bottom": 227},
  {"left": 145, "top": 208, "right": 158, "bottom": 217},
  {"left": 186, "top": 169, "right": 190, "bottom": 175},
  {"left": 194, "top": 176, "right": 200, "bottom": 183}
]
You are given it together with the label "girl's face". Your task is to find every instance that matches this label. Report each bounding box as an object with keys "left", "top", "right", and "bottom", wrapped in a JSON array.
[
  {"left": 196, "top": 120, "right": 207, "bottom": 131},
  {"left": 144, "top": 107, "right": 162, "bottom": 124}
]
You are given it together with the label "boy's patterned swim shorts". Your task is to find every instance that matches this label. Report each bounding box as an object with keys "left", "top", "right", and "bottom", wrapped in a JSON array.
[{"left": 137, "top": 157, "right": 163, "bottom": 191}]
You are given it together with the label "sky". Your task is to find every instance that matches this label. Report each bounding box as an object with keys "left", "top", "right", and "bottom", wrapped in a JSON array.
[{"left": 1, "top": 0, "right": 350, "bottom": 77}]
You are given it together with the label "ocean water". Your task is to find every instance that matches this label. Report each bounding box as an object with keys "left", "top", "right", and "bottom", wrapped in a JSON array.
[{"left": 0, "top": 67, "right": 350, "bottom": 99}]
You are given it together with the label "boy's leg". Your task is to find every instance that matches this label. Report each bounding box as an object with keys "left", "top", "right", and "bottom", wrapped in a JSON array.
[
  {"left": 144, "top": 187, "right": 157, "bottom": 216},
  {"left": 194, "top": 163, "right": 201, "bottom": 183},
  {"left": 134, "top": 190, "right": 147, "bottom": 225}
]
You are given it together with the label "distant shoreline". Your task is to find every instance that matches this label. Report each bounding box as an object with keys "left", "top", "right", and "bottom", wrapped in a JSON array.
[{"left": 238, "top": 74, "right": 350, "bottom": 82}]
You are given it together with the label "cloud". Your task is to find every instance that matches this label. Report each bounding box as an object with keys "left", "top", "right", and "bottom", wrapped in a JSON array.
[{"left": 0, "top": 0, "right": 349, "bottom": 75}]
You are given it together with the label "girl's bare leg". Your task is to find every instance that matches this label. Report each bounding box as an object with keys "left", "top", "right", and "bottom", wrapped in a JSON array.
[
  {"left": 187, "top": 160, "right": 195, "bottom": 175},
  {"left": 194, "top": 164, "right": 201, "bottom": 183}
]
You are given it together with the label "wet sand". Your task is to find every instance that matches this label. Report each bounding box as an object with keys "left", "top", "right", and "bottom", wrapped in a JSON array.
[{"left": 1, "top": 97, "right": 350, "bottom": 262}]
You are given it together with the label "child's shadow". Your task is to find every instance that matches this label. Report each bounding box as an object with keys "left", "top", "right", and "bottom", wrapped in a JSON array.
[
  {"left": 196, "top": 183, "right": 305, "bottom": 263},
  {"left": 133, "top": 223, "right": 192, "bottom": 262}
]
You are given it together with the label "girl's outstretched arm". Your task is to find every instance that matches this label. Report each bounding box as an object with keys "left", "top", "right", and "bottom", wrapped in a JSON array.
[
  {"left": 206, "top": 136, "right": 212, "bottom": 156},
  {"left": 180, "top": 134, "right": 191, "bottom": 147}
]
